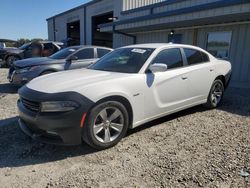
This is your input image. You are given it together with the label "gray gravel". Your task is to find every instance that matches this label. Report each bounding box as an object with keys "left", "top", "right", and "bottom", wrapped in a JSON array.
[{"left": 0, "top": 68, "right": 249, "bottom": 188}]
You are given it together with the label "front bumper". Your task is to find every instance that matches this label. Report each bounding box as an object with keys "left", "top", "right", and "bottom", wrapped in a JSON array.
[{"left": 18, "top": 86, "right": 94, "bottom": 145}]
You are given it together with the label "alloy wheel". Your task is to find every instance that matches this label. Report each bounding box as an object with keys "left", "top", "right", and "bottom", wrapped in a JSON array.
[
  {"left": 211, "top": 82, "right": 223, "bottom": 106},
  {"left": 93, "top": 107, "right": 124, "bottom": 143}
]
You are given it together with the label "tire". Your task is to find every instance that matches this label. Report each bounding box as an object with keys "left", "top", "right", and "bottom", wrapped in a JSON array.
[
  {"left": 6, "top": 56, "right": 20, "bottom": 67},
  {"left": 40, "top": 71, "right": 55, "bottom": 76},
  {"left": 82, "top": 101, "right": 129, "bottom": 150},
  {"left": 204, "top": 79, "right": 224, "bottom": 109}
]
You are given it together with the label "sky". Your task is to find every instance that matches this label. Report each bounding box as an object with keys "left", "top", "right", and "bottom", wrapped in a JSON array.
[{"left": 0, "top": 0, "right": 91, "bottom": 40}]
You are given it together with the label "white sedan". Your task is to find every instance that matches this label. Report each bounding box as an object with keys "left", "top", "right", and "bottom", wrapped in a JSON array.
[{"left": 17, "top": 43, "right": 232, "bottom": 149}]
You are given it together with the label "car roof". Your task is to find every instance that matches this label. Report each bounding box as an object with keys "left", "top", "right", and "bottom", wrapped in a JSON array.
[
  {"left": 39, "top": 41, "right": 64, "bottom": 45},
  {"left": 68, "top": 45, "right": 113, "bottom": 50},
  {"left": 122, "top": 43, "right": 203, "bottom": 50}
]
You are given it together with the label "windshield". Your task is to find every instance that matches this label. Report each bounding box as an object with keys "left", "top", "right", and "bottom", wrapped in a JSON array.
[
  {"left": 50, "top": 47, "right": 79, "bottom": 59},
  {"left": 90, "top": 48, "right": 155, "bottom": 73},
  {"left": 19, "top": 43, "right": 30, "bottom": 50}
]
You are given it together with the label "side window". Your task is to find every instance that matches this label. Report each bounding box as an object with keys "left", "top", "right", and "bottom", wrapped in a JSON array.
[
  {"left": 184, "top": 48, "right": 203, "bottom": 65},
  {"left": 97, "top": 48, "right": 111, "bottom": 58},
  {"left": 74, "top": 48, "right": 94, "bottom": 59},
  {"left": 152, "top": 48, "right": 183, "bottom": 69},
  {"left": 201, "top": 51, "right": 210, "bottom": 62}
]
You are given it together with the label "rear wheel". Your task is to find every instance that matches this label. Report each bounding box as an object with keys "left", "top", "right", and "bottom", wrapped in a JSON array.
[
  {"left": 82, "top": 101, "right": 129, "bottom": 150},
  {"left": 204, "top": 79, "right": 224, "bottom": 109}
]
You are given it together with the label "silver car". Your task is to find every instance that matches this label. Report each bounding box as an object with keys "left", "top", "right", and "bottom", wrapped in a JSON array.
[{"left": 8, "top": 45, "right": 113, "bottom": 85}]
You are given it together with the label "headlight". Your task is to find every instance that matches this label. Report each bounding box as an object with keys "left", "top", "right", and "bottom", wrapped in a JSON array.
[{"left": 40, "top": 101, "right": 80, "bottom": 112}]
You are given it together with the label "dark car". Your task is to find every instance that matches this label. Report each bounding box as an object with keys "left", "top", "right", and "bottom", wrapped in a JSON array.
[
  {"left": 0, "top": 41, "right": 64, "bottom": 67},
  {"left": 8, "top": 45, "right": 113, "bottom": 85}
]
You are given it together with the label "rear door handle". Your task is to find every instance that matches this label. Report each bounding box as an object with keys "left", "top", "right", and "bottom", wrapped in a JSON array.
[
  {"left": 182, "top": 76, "right": 188, "bottom": 80},
  {"left": 210, "top": 68, "right": 215, "bottom": 72}
]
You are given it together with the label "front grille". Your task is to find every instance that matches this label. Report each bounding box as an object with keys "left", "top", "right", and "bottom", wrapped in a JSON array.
[{"left": 21, "top": 98, "right": 40, "bottom": 112}]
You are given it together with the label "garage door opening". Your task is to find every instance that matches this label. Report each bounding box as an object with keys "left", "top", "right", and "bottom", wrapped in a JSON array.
[
  {"left": 67, "top": 21, "right": 80, "bottom": 46},
  {"left": 92, "top": 12, "right": 113, "bottom": 48}
]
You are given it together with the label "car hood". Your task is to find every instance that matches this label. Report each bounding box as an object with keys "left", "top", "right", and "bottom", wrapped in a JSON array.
[
  {"left": 26, "top": 69, "right": 131, "bottom": 94},
  {"left": 5, "top": 48, "right": 23, "bottom": 54},
  {"left": 0, "top": 48, "right": 18, "bottom": 54},
  {"left": 14, "top": 57, "right": 65, "bottom": 68}
]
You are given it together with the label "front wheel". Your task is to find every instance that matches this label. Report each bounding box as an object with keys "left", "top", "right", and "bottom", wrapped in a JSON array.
[
  {"left": 82, "top": 101, "right": 129, "bottom": 150},
  {"left": 204, "top": 79, "right": 224, "bottom": 109}
]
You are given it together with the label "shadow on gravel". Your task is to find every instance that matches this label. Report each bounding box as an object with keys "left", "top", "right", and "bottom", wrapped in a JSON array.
[
  {"left": 0, "top": 118, "right": 97, "bottom": 168},
  {"left": 0, "top": 87, "right": 249, "bottom": 168},
  {"left": 0, "top": 107, "right": 207, "bottom": 168},
  {"left": 0, "top": 83, "right": 19, "bottom": 94},
  {"left": 218, "top": 88, "right": 250, "bottom": 117}
]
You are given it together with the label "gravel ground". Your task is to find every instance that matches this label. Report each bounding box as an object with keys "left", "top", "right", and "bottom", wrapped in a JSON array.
[{"left": 0, "top": 68, "right": 249, "bottom": 188}]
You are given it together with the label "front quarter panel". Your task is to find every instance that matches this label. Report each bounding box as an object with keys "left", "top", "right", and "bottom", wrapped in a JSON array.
[{"left": 77, "top": 74, "right": 146, "bottom": 126}]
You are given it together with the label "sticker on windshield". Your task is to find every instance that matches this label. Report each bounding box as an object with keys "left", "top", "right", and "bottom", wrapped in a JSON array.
[
  {"left": 131, "top": 49, "right": 146, "bottom": 54},
  {"left": 69, "top": 49, "right": 76, "bottom": 52}
]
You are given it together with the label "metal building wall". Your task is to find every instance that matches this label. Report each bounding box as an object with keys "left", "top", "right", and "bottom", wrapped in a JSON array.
[
  {"left": 116, "top": 3, "right": 250, "bottom": 31},
  {"left": 122, "top": 0, "right": 165, "bottom": 11},
  {"left": 47, "top": 19, "right": 54, "bottom": 41},
  {"left": 49, "top": 8, "right": 86, "bottom": 44},
  {"left": 85, "top": 0, "right": 114, "bottom": 45},
  {"left": 196, "top": 23, "right": 250, "bottom": 88}
]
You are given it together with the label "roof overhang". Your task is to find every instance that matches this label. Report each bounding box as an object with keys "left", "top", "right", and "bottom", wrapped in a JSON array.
[
  {"left": 99, "top": 0, "right": 250, "bottom": 33},
  {"left": 101, "top": 12, "right": 250, "bottom": 33}
]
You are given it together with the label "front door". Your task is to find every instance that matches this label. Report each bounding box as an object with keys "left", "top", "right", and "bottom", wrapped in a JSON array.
[{"left": 144, "top": 48, "right": 191, "bottom": 119}]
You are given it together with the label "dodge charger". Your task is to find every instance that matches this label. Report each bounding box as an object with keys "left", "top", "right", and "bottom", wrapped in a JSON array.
[{"left": 17, "top": 43, "right": 232, "bottom": 149}]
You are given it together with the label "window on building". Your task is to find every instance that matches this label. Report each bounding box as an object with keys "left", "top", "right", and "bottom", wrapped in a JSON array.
[
  {"left": 184, "top": 48, "right": 204, "bottom": 65},
  {"left": 97, "top": 48, "right": 112, "bottom": 58},
  {"left": 75, "top": 48, "right": 94, "bottom": 59},
  {"left": 152, "top": 48, "right": 183, "bottom": 69},
  {"left": 207, "top": 31, "right": 232, "bottom": 59}
]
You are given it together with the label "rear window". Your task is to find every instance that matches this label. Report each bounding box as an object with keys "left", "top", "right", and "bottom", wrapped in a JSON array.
[
  {"left": 184, "top": 48, "right": 204, "bottom": 65},
  {"left": 97, "top": 48, "right": 112, "bottom": 58},
  {"left": 201, "top": 51, "right": 210, "bottom": 62}
]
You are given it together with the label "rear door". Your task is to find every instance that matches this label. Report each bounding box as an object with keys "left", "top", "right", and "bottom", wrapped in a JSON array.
[
  {"left": 70, "top": 48, "right": 96, "bottom": 69},
  {"left": 144, "top": 48, "right": 191, "bottom": 118},
  {"left": 182, "top": 48, "right": 216, "bottom": 102}
]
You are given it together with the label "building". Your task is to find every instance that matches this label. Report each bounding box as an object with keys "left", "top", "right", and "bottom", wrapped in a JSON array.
[{"left": 47, "top": 0, "right": 250, "bottom": 88}]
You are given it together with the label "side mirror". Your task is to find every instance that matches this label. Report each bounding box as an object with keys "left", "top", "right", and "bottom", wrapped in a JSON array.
[
  {"left": 149, "top": 64, "right": 168, "bottom": 73},
  {"left": 66, "top": 55, "right": 78, "bottom": 62}
]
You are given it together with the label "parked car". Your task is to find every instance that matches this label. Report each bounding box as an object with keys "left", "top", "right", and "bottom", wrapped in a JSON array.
[
  {"left": 17, "top": 43, "right": 232, "bottom": 149},
  {"left": 8, "top": 45, "right": 113, "bottom": 85},
  {"left": 0, "top": 41, "right": 64, "bottom": 67}
]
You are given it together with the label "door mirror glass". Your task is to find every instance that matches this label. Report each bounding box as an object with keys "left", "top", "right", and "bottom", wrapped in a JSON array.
[{"left": 149, "top": 64, "right": 168, "bottom": 73}]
